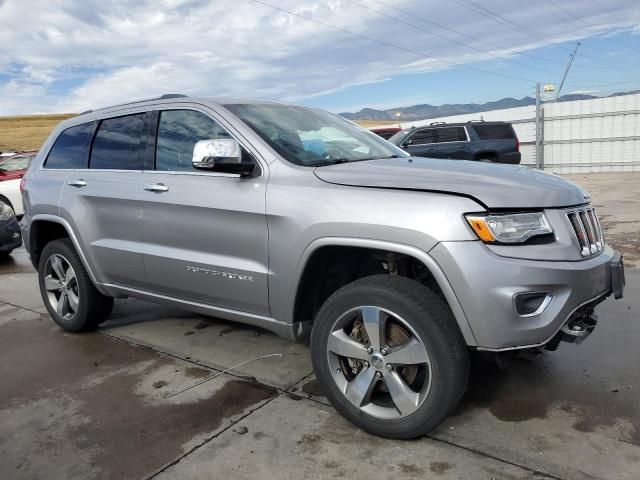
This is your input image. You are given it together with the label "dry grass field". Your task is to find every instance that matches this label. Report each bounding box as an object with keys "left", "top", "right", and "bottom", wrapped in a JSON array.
[
  {"left": 0, "top": 114, "right": 76, "bottom": 152},
  {"left": 354, "top": 119, "right": 401, "bottom": 128}
]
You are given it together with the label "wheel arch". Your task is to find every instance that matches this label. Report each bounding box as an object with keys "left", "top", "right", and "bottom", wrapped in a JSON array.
[
  {"left": 0, "top": 194, "right": 13, "bottom": 211},
  {"left": 29, "top": 214, "right": 101, "bottom": 285},
  {"left": 289, "top": 237, "right": 477, "bottom": 346},
  {"left": 473, "top": 150, "right": 497, "bottom": 161}
]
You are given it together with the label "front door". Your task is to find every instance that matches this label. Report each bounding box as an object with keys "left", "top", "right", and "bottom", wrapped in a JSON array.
[
  {"left": 404, "top": 128, "right": 437, "bottom": 157},
  {"left": 140, "top": 108, "right": 270, "bottom": 315}
]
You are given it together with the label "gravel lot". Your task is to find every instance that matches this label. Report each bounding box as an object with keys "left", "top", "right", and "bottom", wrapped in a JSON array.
[{"left": 0, "top": 173, "right": 638, "bottom": 480}]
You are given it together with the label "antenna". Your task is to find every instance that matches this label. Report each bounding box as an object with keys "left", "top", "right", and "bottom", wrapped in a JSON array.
[{"left": 556, "top": 42, "right": 581, "bottom": 102}]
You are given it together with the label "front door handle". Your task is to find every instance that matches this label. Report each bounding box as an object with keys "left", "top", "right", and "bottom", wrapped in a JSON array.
[
  {"left": 144, "top": 183, "right": 169, "bottom": 193},
  {"left": 67, "top": 179, "right": 87, "bottom": 187}
]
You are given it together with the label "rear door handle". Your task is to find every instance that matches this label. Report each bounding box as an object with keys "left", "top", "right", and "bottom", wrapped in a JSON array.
[
  {"left": 67, "top": 179, "right": 87, "bottom": 187},
  {"left": 144, "top": 183, "right": 169, "bottom": 193}
]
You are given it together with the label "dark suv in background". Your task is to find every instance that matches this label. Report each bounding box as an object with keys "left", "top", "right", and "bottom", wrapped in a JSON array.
[{"left": 389, "top": 120, "right": 521, "bottom": 164}]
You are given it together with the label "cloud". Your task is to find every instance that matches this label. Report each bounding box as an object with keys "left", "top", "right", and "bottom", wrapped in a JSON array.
[
  {"left": 567, "top": 89, "right": 600, "bottom": 95},
  {"left": 0, "top": 0, "right": 639, "bottom": 114}
]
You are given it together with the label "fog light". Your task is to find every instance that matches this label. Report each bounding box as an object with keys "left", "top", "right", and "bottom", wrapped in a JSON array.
[{"left": 514, "top": 292, "right": 553, "bottom": 317}]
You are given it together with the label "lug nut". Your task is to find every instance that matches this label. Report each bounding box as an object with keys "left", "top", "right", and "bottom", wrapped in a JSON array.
[
  {"left": 375, "top": 371, "right": 382, "bottom": 378},
  {"left": 380, "top": 348, "right": 388, "bottom": 355},
  {"left": 367, "top": 347, "right": 373, "bottom": 354},
  {"left": 385, "top": 364, "right": 393, "bottom": 371},
  {"left": 364, "top": 361, "right": 369, "bottom": 368}
]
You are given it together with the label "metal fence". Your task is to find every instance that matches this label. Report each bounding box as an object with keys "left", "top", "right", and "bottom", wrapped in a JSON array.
[{"left": 399, "top": 93, "right": 640, "bottom": 174}]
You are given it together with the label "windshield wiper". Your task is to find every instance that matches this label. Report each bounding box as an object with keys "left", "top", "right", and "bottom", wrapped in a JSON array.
[
  {"left": 313, "top": 156, "right": 400, "bottom": 167},
  {"left": 312, "top": 158, "right": 351, "bottom": 166}
]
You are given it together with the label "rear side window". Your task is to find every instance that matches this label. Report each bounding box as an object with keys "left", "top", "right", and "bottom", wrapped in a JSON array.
[
  {"left": 155, "top": 110, "right": 231, "bottom": 171},
  {"left": 45, "top": 122, "right": 94, "bottom": 169},
  {"left": 90, "top": 114, "right": 146, "bottom": 170},
  {"left": 436, "top": 127, "right": 466, "bottom": 142},
  {"left": 472, "top": 124, "right": 515, "bottom": 140},
  {"left": 409, "top": 128, "right": 436, "bottom": 144}
]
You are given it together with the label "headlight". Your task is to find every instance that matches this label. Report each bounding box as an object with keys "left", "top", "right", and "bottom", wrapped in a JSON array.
[
  {"left": 0, "top": 203, "right": 15, "bottom": 222},
  {"left": 465, "top": 212, "right": 553, "bottom": 244}
]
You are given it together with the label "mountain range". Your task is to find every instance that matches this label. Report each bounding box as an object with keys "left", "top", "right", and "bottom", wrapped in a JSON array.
[{"left": 339, "top": 90, "right": 640, "bottom": 121}]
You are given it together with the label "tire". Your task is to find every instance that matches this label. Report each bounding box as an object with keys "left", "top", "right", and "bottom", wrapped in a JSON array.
[
  {"left": 475, "top": 154, "right": 496, "bottom": 163},
  {"left": 38, "top": 238, "right": 113, "bottom": 332},
  {"left": 0, "top": 251, "right": 12, "bottom": 259},
  {"left": 310, "top": 274, "right": 469, "bottom": 439}
]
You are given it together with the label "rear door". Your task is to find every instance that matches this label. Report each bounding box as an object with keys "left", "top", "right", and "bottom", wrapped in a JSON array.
[
  {"left": 139, "top": 108, "right": 270, "bottom": 314},
  {"left": 59, "top": 113, "right": 147, "bottom": 287},
  {"left": 403, "top": 128, "right": 437, "bottom": 157},
  {"left": 434, "top": 126, "right": 469, "bottom": 159}
]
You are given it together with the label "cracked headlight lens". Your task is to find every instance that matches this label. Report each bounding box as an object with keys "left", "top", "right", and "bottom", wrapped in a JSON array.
[{"left": 465, "top": 212, "right": 553, "bottom": 244}]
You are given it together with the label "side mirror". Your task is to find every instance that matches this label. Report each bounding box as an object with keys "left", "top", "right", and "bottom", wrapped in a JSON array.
[{"left": 192, "top": 139, "right": 255, "bottom": 176}]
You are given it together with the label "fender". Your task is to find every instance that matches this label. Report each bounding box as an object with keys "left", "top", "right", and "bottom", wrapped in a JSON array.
[
  {"left": 29, "top": 214, "right": 107, "bottom": 293},
  {"left": 287, "top": 236, "right": 478, "bottom": 346}
]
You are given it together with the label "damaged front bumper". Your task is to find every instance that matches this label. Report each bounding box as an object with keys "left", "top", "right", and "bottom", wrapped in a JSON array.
[{"left": 430, "top": 242, "right": 625, "bottom": 351}]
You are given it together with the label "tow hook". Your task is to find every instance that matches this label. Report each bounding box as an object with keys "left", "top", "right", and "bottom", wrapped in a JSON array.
[{"left": 546, "top": 311, "right": 598, "bottom": 351}]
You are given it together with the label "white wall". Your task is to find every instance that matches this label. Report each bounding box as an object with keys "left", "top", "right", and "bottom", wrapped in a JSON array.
[{"left": 399, "top": 93, "right": 640, "bottom": 174}]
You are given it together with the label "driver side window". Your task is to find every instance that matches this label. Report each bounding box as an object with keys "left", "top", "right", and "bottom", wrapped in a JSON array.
[
  {"left": 408, "top": 129, "right": 436, "bottom": 145},
  {"left": 155, "top": 110, "right": 231, "bottom": 171}
]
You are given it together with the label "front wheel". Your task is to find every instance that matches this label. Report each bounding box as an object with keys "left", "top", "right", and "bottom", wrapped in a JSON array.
[
  {"left": 38, "top": 238, "right": 114, "bottom": 332},
  {"left": 310, "top": 275, "right": 469, "bottom": 439}
]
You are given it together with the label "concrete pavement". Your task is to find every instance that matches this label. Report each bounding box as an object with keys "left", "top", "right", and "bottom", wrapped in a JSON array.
[
  {"left": 0, "top": 248, "right": 638, "bottom": 480},
  {"left": 1, "top": 172, "right": 639, "bottom": 479}
]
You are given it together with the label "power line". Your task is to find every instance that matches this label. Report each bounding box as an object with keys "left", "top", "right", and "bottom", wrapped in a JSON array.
[
  {"left": 363, "top": 0, "right": 574, "bottom": 68},
  {"left": 247, "top": 0, "right": 537, "bottom": 85},
  {"left": 534, "top": 0, "right": 638, "bottom": 54},
  {"left": 454, "top": 0, "right": 639, "bottom": 71},
  {"left": 348, "top": 0, "right": 565, "bottom": 78},
  {"left": 357, "top": 0, "right": 630, "bottom": 85},
  {"left": 565, "top": 79, "right": 640, "bottom": 89}
]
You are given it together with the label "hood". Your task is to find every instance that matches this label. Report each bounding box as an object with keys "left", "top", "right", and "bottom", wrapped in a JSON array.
[{"left": 313, "top": 157, "right": 589, "bottom": 209}]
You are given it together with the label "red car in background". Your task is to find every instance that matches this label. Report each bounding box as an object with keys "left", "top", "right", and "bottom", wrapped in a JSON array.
[
  {"left": 369, "top": 126, "right": 401, "bottom": 140},
  {"left": 0, "top": 152, "right": 36, "bottom": 182}
]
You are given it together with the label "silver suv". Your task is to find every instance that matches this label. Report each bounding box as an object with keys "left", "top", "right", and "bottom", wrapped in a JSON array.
[{"left": 21, "top": 95, "right": 625, "bottom": 439}]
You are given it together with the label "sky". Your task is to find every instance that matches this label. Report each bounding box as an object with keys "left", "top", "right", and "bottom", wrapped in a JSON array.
[{"left": 0, "top": 0, "right": 639, "bottom": 116}]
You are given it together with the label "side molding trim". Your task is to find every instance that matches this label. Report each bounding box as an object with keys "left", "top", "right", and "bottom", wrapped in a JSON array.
[{"left": 99, "top": 283, "right": 297, "bottom": 340}]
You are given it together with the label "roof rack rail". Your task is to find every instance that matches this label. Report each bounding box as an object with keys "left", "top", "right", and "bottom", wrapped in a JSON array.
[
  {"left": 430, "top": 121, "right": 446, "bottom": 125},
  {"left": 80, "top": 109, "right": 93, "bottom": 115},
  {"left": 159, "top": 94, "right": 187, "bottom": 99},
  {"left": 466, "top": 119, "right": 486, "bottom": 123}
]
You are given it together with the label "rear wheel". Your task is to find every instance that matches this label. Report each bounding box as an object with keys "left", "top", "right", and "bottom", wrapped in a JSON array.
[
  {"left": 311, "top": 275, "right": 469, "bottom": 439},
  {"left": 475, "top": 153, "right": 497, "bottom": 163},
  {"left": 38, "top": 238, "right": 113, "bottom": 332}
]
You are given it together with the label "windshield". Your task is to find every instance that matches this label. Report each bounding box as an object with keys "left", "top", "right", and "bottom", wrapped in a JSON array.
[
  {"left": 388, "top": 129, "right": 411, "bottom": 145},
  {"left": 224, "top": 104, "right": 408, "bottom": 166},
  {"left": 0, "top": 154, "right": 33, "bottom": 171}
]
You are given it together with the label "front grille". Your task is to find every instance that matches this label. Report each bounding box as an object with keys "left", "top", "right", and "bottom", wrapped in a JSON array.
[{"left": 566, "top": 207, "right": 604, "bottom": 257}]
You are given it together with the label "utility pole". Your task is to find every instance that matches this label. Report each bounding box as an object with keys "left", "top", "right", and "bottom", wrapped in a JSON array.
[
  {"left": 556, "top": 42, "right": 581, "bottom": 101},
  {"left": 535, "top": 82, "right": 541, "bottom": 169}
]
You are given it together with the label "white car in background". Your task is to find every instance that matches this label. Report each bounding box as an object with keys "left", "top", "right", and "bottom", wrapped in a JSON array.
[{"left": 0, "top": 178, "right": 23, "bottom": 216}]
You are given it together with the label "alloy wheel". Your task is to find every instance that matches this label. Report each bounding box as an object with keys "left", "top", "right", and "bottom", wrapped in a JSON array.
[
  {"left": 326, "top": 306, "right": 432, "bottom": 419},
  {"left": 44, "top": 254, "right": 79, "bottom": 320}
]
